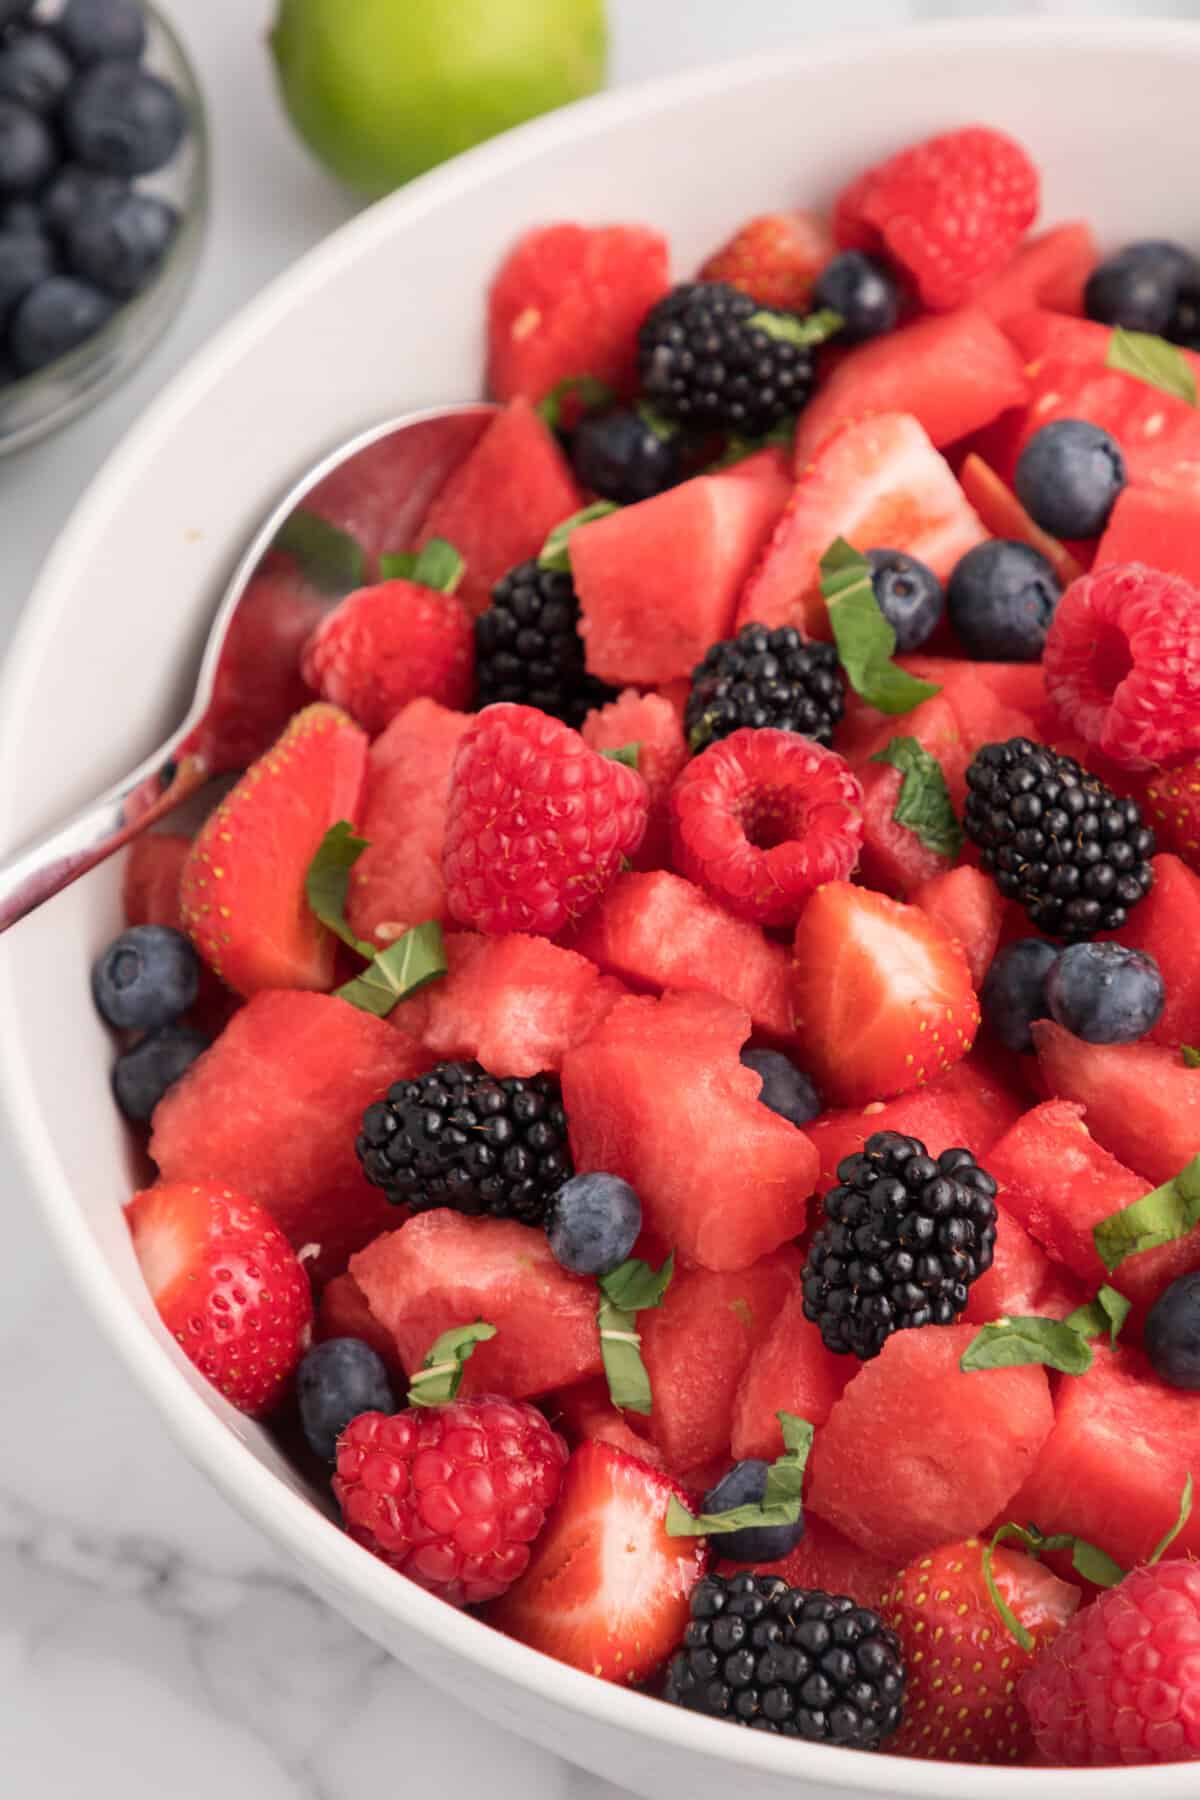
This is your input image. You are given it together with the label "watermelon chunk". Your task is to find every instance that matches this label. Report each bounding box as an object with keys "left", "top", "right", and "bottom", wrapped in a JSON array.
[
  {"left": 964, "top": 1201, "right": 1085, "bottom": 1326},
  {"left": 912, "top": 865, "right": 1006, "bottom": 988},
  {"left": 561, "top": 991, "right": 817, "bottom": 1271},
  {"left": 315, "top": 1271, "right": 407, "bottom": 1384},
  {"left": 1003, "top": 310, "right": 1200, "bottom": 393},
  {"left": 730, "top": 1284, "right": 853, "bottom": 1459},
  {"left": 1019, "top": 356, "right": 1200, "bottom": 494},
  {"left": 150, "top": 990, "right": 430, "bottom": 1282},
  {"left": 565, "top": 869, "right": 794, "bottom": 1043},
  {"left": 1096, "top": 485, "right": 1200, "bottom": 587},
  {"left": 853, "top": 694, "right": 971, "bottom": 897},
  {"left": 1103, "top": 855, "right": 1200, "bottom": 1049},
  {"left": 350, "top": 1211, "right": 602, "bottom": 1399},
  {"left": 415, "top": 399, "right": 582, "bottom": 616},
  {"left": 1033, "top": 1021, "right": 1200, "bottom": 1187},
  {"left": 123, "top": 833, "right": 190, "bottom": 930},
  {"left": 640, "top": 1249, "right": 801, "bottom": 1474},
  {"left": 806, "top": 1324, "right": 1054, "bottom": 1565},
  {"left": 958, "top": 453, "right": 1084, "bottom": 589},
  {"left": 974, "top": 222, "right": 1097, "bottom": 322},
  {"left": 580, "top": 689, "right": 687, "bottom": 870},
  {"left": 571, "top": 467, "right": 786, "bottom": 685},
  {"left": 719, "top": 1515, "right": 896, "bottom": 1611},
  {"left": 551, "top": 1377, "right": 665, "bottom": 1468}
]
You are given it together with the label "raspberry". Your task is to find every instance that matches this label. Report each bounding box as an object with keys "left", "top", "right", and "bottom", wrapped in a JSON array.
[
  {"left": 1043, "top": 563, "right": 1200, "bottom": 769},
  {"left": 1020, "top": 1560, "right": 1200, "bottom": 1766},
  {"left": 1146, "top": 755, "right": 1200, "bottom": 873},
  {"left": 835, "top": 127, "right": 1040, "bottom": 310},
  {"left": 301, "top": 578, "right": 474, "bottom": 735},
  {"left": 697, "top": 210, "right": 833, "bottom": 313},
  {"left": 668, "top": 728, "right": 863, "bottom": 927},
  {"left": 333, "top": 1398, "right": 568, "bottom": 1607},
  {"left": 442, "top": 702, "right": 648, "bottom": 937}
]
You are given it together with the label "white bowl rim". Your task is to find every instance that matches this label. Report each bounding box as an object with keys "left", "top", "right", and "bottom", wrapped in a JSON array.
[{"left": 4, "top": 17, "right": 1200, "bottom": 1792}]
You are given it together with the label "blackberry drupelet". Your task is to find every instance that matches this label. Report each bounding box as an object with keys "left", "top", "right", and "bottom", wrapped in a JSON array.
[
  {"left": 474, "top": 559, "right": 612, "bottom": 728},
  {"left": 802, "top": 1132, "right": 998, "bottom": 1361},
  {"left": 963, "top": 738, "right": 1156, "bottom": 941},
  {"left": 637, "top": 281, "right": 816, "bottom": 435},
  {"left": 356, "top": 1060, "right": 573, "bottom": 1227},
  {"left": 664, "top": 1571, "right": 905, "bottom": 1748},
  {"left": 685, "top": 623, "right": 845, "bottom": 753}
]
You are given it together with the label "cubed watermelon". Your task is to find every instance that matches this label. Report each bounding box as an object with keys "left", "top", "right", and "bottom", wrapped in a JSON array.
[
  {"left": 580, "top": 689, "right": 687, "bottom": 870},
  {"left": 123, "top": 833, "right": 191, "bottom": 929},
  {"left": 1002, "top": 311, "right": 1200, "bottom": 392},
  {"left": 1033, "top": 1021, "right": 1200, "bottom": 1187},
  {"left": 974, "top": 222, "right": 1097, "bottom": 322},
  {"left": 904, "top": 659, "right": 1039, "bottom": 758},
  {"left": 561, "top": 991, "right": 817, "bottom": 1271},
  {"left": 551, "top": 1377, "right": 665, "bottom": 1468},
  {"left": 853, "top": 695, "right": 971, "bottom": 897},
  {"left": 315, "top": 1271, "right": 407, "bottom": 1384},
  {"left": 730, "top": 1285, "right": 853, "bottom": 1459},
  {"left": 806, "top": 1324, "right": 1055, "bottom": 1565},
  {"left": 1103, "top": 855, "right": 1200, "bottom": 1049},
  {"left": 1096, "top": 485, "right": 1200, "bottom": 587},
  {"left": 350, "top": 1211, "right": 603, "bottom": 1399},
  {"left": 1019, "top": 357, "right": 1200, "bottom": 494},
  {"left": 912, "top": 865, "right": 1006, "bottom": 989},
  {"left": 719, "top": 1515, "right": 896, "bottom": 1611},
  {"left": 964, "top": 1202, "right": 1085, "bottom": 1326},
  {"left": 958, "top": 453, "right": 1084, "bottom": 588}
]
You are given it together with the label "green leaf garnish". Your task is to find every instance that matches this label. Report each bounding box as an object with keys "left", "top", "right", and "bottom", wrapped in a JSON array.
[
  {"left": 273, "top": 509, "right": 365, "bottom": 594},
  {"left": 983, "top": 1521, "right": 1124, "bottom": 1651},
  {"left": 819, "top": 538, "right": 942, "bottom": 714},
  {"left": 748, "top": 307, "right": 843, "bottom": 348},
  {"left": 635, "top": 400, "right": 678, "bottom": 443},
  {"left": 961, "top": 1316, "right": 1096, "bottom": 1377},
  {"left": 1148, "top": 1475, "right": 1195, "bottom": 1564},
  {"left": 535, "top": 374, "right": 615, "bottom": 433},
  {"left": 1065, "top": 1284, "right": 1131, "bottom": 1349},
  {"left": 703, "top": 415, "right": 796, "bottom": 472},
  {"left": 1106, "top": 327, "right": 1197, "bottom": 406},
  {"left": 378, "top": 537, "right": 464, "bottom": 594},
  {"left": 407, "top": 1322, "right": 497, "bottom": 1407},
  {"left": 600, "top": 742, "right": 640, "bottom": 771},
  {"left": 869, "top": 736, "right": 963, "bottom": 858},
  {"left": 1183, "top": 1045, "right": 1200, "bottom": 1068},
  {"left": 538, "top": 501, "right": 620, "bottom": 574},
  {"left": 1093, "top": 1154, "right": 1200, "bottom": 1272},
  {"left": 335, "top": 920, "right": 447, "bottom": 1017},
  {"left": 305, "top": 820, "right": 375, "bottom": 958},
  {"left": 666, "top": 1412, "right": 814, "bottom": 1538},
  {"left": 596, "top": 1253, "right": 674, "bottom": 1415}
]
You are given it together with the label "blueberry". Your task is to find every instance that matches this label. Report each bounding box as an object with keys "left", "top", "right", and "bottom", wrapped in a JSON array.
[
  {"left": 946, "top": 539, "right": 1061, "bottom": 661},
  {"left": 0, "top": 197, "right": 42, "bottom": 234},
  {"left": 0, "top": 228, "right": 54, "bottom": 322},
  {"left": 39, "top": 162, "right": 126, "bottom": 238},
  {"left": 297, "top": 1337, "right": 396, "bottom": 1461},
  {"left": 8, "top": 272, "right": 114, "bottom": 369},
  {"left": 546, "top": 1172, "right": 641, "bottom": 1276},
  {"left": 0, "top": 0, "right": 36, "bottom": 26},
  {"left": 56, "top": 0, "right": 148, "bottom": 65},
  {"left": 91, "top": 922, "right": 200, "bottom": 1029},
  {"left": 66, "top": 187, "right": 175, "bottom": 296},
  {"left": 980, "top": 939, "right": 1060, "bottom": 1054},
  {"left": 0, "top": 31, "right": 74, "bottom": 113},
  {"left": 1045, "top": 942, "right": 1165, "bottom": 1045},
  {"left": 112, "top": 1022, "right": 208, "bottom": 1122},
  {"left": 701, "top": 1458, "right": 806, "bottom": 1563},
  {"left": 866, "top": 548, "right": 944, "bottom": 652},
  {"left": 64, "top": 62, "right": 185, "bottom": 177},
  {"left": 1015, "top": 420, "right": 1127, "bottom": 541},
  {"left": 740, "top": 1046, "right": 821, "bottom": 1127},
  {"left": 0, "top": 98, "right": 57, "bottom": 194},
  {"left": 1085, "top": 239, "right": 1199, "bottom": 336},
  {"left": 810, "top": 251, "right": 900, "bottom": 344},
  {"left": 1145, "top": 1274, "right": 1200, "bottom": 1391},
  {"left": 571, "top": 408, "right": 680, "bottom": 506}
]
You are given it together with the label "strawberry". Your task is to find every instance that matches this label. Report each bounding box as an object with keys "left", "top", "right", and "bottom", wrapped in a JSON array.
[
  {"left": 1145, "top": 755, "right": 1200, "bottom": 873},
  {"left": 884, "top": 1538, "right": 1080, "bottom": 1763},
  {"left": 181, "top": 703, "right": 367, "bottom": 996},
  {"left": 697, "top": 210, "right": 833, "bottom": 313},
  {"left": 486, "top": 1440, "right": 709, "bottom": 1684},
  {"left": 792, "top": 881, "right": 981, "bottom": 1104},
  {"left": 126, "top": 1181, "right": 313, "bottom": 1416},
  {"left": 301, "top": 576, "right": 474, "bottom": 734}
]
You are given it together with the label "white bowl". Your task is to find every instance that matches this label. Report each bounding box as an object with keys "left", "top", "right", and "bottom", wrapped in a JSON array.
[{"left": 3, "top": 19, "right": 1198, "bottom": 1797}]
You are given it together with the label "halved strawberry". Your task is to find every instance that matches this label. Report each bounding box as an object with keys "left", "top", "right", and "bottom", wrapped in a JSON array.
[
  {"left": 180, "top": 702, "right": 368, "bottom": 996},
  {"left": 958, "top": 453, "right": 1084, "bottom": 588},
  {"left": 697, "top": 210, "right": 833, "bottom": 313},
  {"left": 1145, "top": 757, "right": 1200, "bottom": 874},
  {"left": 486, "top": 1440, "right": 708, "bottom": 1684},
  {"left": 737, "top": 413, "right": 986, "bottom": 638},
  {"left": 792, "top": 881, "right": 981, "bottom": 1104}
]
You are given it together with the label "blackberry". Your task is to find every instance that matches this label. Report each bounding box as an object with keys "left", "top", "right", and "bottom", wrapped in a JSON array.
[
  {"left": 685, "top": 624, "right": 844, "bottom": 752},
  {"left": 664, "top": 1571, "right": 905, "bottom": 1749},
  {"left": 356, "top": 1060, "right": 573, "bottom": 1227},
  {"left": 474, "top": 559, "right": 612, "bottom": 728},
  {"left": 963, "top": 738, "right": 1156, "bottom": 941},
  {"left": 802, "top": 1131, "right": 998, "bottom": 1361},
  {"left": 637, "top": 281, "right": 816, "bottom": 435}
]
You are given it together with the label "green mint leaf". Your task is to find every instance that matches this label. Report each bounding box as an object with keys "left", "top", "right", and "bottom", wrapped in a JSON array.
[
  {"left": 748, "top": 307, "right": 843, "bottom": 348},
  {"left": 407, "top": 1321, "right": 497, "bottom": 1407},
  {"left": 600, "top": 742, "right": 640, "bottom": 771},
  {"left": 273, "top": 509, "right": 365, "bottom": 594},
  {"left": 634, "top": 400, "right": 678, "bottom": 442},
  {"left": 869, "top": 736, "right": 963, "bottom": 858},
  {"left": 1069, "top": 1538, "right": 1126, "bottom": 1589},
  {"left": 1106, "top": 327, "right": 1197, "bottom": 406},
  {"left": 538, "top": 501, "right": 620, "bottom": 574},
  {"left": 305, "top": 820, "right": 375, "bottom": 958},
  {"left": 981, "top": 1525, "right": 1039, "bottom": 1651},
  {"left": 1065, "top": 1284, "right": 1131, "bottom": 1349},
  {"left": 598, "top": 1253, "right": 674, "bottom": 1315},
  {"left": 597, "top": 1253, "right": 674, "bottom": 1416},
  {"left": 666, "top": 1412, "right": 814, "bottom": 1538},
  {"left": 378, "top": 551, "right": 416, "bottom": 580},
  {"left": 1183, "top": 1045, "right": 1200, "bottom": 1068},
  {"left": 535, "top": 374, "right": 615, "bottom": 433},
  {"left": 985, "top": 1521, "right": 1125, "bottom": 1609},
  {"left": 378, "top": 539, "right": 464, "bottom": 593},
  {"left": 1093, "top": 1154, "right": 1200, "bottom": 1272},
  {"left": 819, "top": 538, "right": 942, "bottom": 715},
  {"left": 1149, "top": 1475, "right": 1195, "bottom": 1565},
  {"left": 702, "top": 415, "right": 796, "bottom": 473},
  {"left": 961, "top": 1316, "right": 1095, "bottom": 1377},
  {"left": 335, "top": 920, "right": 447, "bottom": 1018}
]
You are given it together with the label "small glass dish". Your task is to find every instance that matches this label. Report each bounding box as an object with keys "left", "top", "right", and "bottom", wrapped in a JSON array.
[{"left": 0, "top": 1, "right": 209, "bottom": 456}]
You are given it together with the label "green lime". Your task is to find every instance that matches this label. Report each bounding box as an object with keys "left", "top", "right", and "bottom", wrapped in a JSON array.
[{"left": 269, "top": 0, "right": 607, "bottom": 198}]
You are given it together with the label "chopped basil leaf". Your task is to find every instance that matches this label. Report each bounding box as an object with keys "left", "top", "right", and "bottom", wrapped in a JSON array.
[
  {"left": 379, "top": 537, "right": 464, "bottom": 593},
  {"left": 1148, "top": 1475, "right": 1195, "bottom": 1565},
  {"left": 536, "top": 374, "right": 615, "bottom": 433},
  {"left": 336, "top": 920, "right": 448, "bottom": 1018},
  {"left": 1093, "top": 1154, "right": 1200, "bottom": 1272},
  {"left": 961, "top": 1316, "right": 1095, "bottom": 1377},
  {"left": 596, "top": 1253, "right": 674, "bottom": 1415},
  {"left": 1106, "top": 327, "right": 1197, "bottom": 406},
  {"left": 600, "top": 743, "right": 640, "bottom": 771},
  {"left": 819, "top": 538, "right": 942, "bottom": 714},
  {"left": 869, "top": 736, "right": 963, "bottom": 858},
  {"left": 273, "top": 509, "right": 365, "bottom": 594},
  {"left": 538, "top": 501, "right": 620, "bottom": 574},
  {"left": 748, "top": 307, "right": 843, "bottom": 348},
  {"left": 407, "top": 1321, "right": 497, "bottom": 1407},
  {"left": 305, "top": 820, "right": 374, "bottom": 958},
  {"left": 666, "top": 1413, "right": 814, "bottom": 1537}
]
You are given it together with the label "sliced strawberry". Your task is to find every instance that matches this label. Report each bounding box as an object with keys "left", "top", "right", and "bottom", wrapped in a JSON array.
[
  {"left": 738, "top": 413, "right": 986, "bottom": 638},
  {"left": 1145, "top": 758, "right": 1200, "bottom": 875},
  {"left": 792, "top": 881, "right": 981, "bottom": 1105},
  {"left": 486, "top": 1441, "right": 708, "bottom": 1684},
  {"left": 180, "top": 703, "right": 368, "bottom": 997},
  {"left": 958, "top": 453, "right": 1084, "bottom": 588},
  {"left": 697, "top": 210, "right": 833, "bottom": 312}
]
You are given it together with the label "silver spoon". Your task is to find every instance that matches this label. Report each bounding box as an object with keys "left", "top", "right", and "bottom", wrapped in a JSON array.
[{"left": 0, "top": 400, "right": 498, "bottom": 931}]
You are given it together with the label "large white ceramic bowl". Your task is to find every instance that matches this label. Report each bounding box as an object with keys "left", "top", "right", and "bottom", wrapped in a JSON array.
[{"left": 3, "top": 19, "right": 1198, "bottom": 1797}]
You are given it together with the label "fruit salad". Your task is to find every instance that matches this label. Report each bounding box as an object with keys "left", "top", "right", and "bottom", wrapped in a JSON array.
[{"left": 92, "top": 122, "right": 1200, "bottom": 1768}]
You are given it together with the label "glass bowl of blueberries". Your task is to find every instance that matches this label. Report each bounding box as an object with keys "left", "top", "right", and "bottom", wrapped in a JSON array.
[{"left": 0, "top": 0, "right": 206, "bottom": 453}]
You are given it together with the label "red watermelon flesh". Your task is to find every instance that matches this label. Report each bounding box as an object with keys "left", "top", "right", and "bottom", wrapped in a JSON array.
[
  {"left": 551, "top": 1377, "right": 665, "bottom": 1469},
  {"left": 149, "top": 990, "right": 430, "bottom": 1282},
  {"left": 640, "top": 1249, "right": 801, "bottom": 1474},
  {"left": 719, "top": 1515, "right": 896, "bottom": 1612},
  {"left": 345, "top": 698, "right": 471, "bottom": 947},
  {"left": 1006, "top": 1346, "right": 1200, "bottom": 1568},
  {"left": 580, "top": 688, "right": 687, "bottom": 870},
  {"left": 1103, "top": 854, "right": 1200, "bottom": 1049},
  {"left": 123, "top": 833, "right": 190, "bottom": 930},
  {"left": 1033, "top": 1020, "right": 1200, "bottom": 1187},
  {"left": 350, "top": 1211, "right": 602, "bottom": 1399},
  {"left": 391, "top": 930, "right": 627, "bottom": 1077},
  {"left": 1096, "top": 485, "right": 1200, "bottom": 587},
  {"left": 958, "top": 453, "right": 1085, "bottom": 589},
  {"left": 912, "top": 865, "right": 1006, "bottom": 989},
  {"left": 721, "top": 444, "right": 794, "bottom": 513},
  {"left": 730, "top": 1284, "right": 853, "bottom": 1459},
  {"left": 806, "top": 1324, "right": 1054, "bottom": 1565},
  {"left": 964, "top": 1201, "right": 1085, "bottom": 1326},
  {"left": 1020, "top": 357, "right": 1200, "bottom": 494},
  {"left": 974, "top": 222, "right": 1097, "bottom": 322},
  {"left": 564, "top": 869, "right": 794, "bottom": 1042},
  {"left": 900, "top": 658, "right": 1039, "bottom": 757},
  {"left": 792, "top": 308, "right": 1029, "bottom": 465},
  {"left": 853, "top": 694, "right": 971, "bottom": 897},
  {"left": 572, "top": 468, "right": 786, "bottom": 685},
  {"left": 193, "top": 562, "right": 327, "bottom": 775},
  {"left": 315, "top": 1272, "right": 407, "bottom": 1385},
  {"left": 415, "top": 399, "right": 583, "bottom": 616},
  {"left": 1003, "top": 310, "right": 1200, "bottom": 392},
  {"left": 486, "top": 223, "right": 669, "bottom": 406},
  {"left": 561, "top": 991, "right": 817, "bottom": 1272}
]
